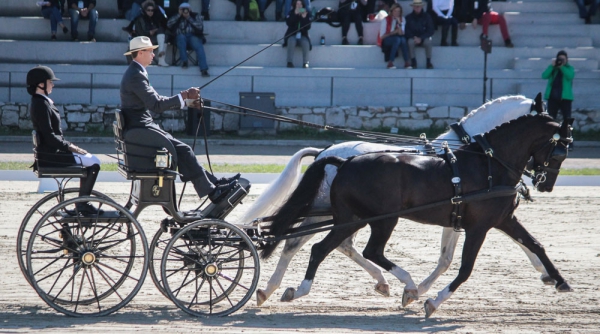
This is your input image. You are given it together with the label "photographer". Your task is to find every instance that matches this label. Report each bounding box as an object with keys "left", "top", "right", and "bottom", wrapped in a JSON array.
[
  {"left": 542, "top": 50, "right": 575, "bottom": 149},
  {"left": 167, "top": 3, "right": 210, "bottom": 76},
  {"left": 282, "top": 0, "right": 312, "bottom": 68}
]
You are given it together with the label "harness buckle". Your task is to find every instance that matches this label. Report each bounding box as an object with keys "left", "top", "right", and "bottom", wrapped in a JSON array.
[
  {"left": 451, "top": 196, "right": 463, "bottom": 204},
  {"left": 485, "top": 148, "right": 494, "bottom": 157},
  {"left": 462, "top": 135, "right": 470, "bottom": 143}
]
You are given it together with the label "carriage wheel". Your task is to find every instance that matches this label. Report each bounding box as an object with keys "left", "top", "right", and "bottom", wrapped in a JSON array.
[
  {"left": 149, "top": 226, "right": 172, "bottom": 299},
  {"left": 17, "top": 188, "right": 110, "bottom": 286},
  {"left": 161, "top": 219, "right": 260, "bottom": 317},
  {"left": 26, "top": 196, "right": 148, "bottom": 316}
]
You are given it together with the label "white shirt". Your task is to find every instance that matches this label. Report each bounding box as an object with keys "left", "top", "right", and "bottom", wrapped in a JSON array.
[{"left": 432, "top": 0, "right": 454, "bottom": 18}]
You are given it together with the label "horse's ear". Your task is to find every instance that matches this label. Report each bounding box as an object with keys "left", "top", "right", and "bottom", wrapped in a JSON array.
[
  {"left": 532, "top": 93, "right": 544, "bottom": 115},
  {"left": 560, "top": 117, "right": 574, "bottom": 139}
]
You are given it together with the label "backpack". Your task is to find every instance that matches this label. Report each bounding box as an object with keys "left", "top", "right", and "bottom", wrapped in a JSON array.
[{"left": 315, "top": 7, "right": 342, "bottom": 28}]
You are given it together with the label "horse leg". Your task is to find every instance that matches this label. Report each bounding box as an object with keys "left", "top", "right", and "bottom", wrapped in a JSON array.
[
  {"left": 498, "top": 229, "right": 555, "bottom": 285},
  {"left": 405, "top": 227, "right": 461, "bottom": 307},
  {"left": 281, "top": 216, "right": 363, "bottom": 302},
  {"left": 424, "top": 227, "right": 488, "bottom": 318},
  {"left": 361, "top": 218, "right": 418, "bottom": 305},
  {"left": 336, "top": 232, "right": 390, "bottom": 297},
  {"left": 257, "top": 233, "right": 315, "bottom": 306},
  {"left": 495, "top": 215, "right": 572, "bottom": 292}
]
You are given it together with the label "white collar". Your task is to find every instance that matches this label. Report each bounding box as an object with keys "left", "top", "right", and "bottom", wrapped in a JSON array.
[
  {"left": 36, "top": 93, "right": 53, "bottom": 105},
  {"left": 133, "top": 60, "right": 148, "bottom": 77}
]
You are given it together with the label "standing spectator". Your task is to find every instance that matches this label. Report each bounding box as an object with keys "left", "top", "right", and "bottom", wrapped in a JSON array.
[
  {"left": 167, "top": 3, "right": 210, "bottom": 76},
  {"left": 339, "top": 0, "right": 367, "bottom": 45},
  {"left": 378, "top": 3, "right": 410, "bottom": 69},
  {"left": 543, "top": 50, "right": 575, "bottom": 150},
  {"left": 67, "top": 0, "right": 98, "bottom": 42},
  {"left": 430, "top": 0, "right": 458, "bottom": 46},
  {"left": 574, "top": 0, "right": 599, "bottom": 24},
  {"left": 132, "top": 1, "right": 169, "bottom": 66},
  {"left": 201, "top": 0, "right": 211, "bottom": 20},
  {"left": 405, "top": 0, "right": 434, "bottom": 69},
  {"left": 125, "top": 0, "right": 145, "bottom": 21},
  {"left": 283, "top": 0, "right": 312, "bottom": 68},
  {"left": 235, "top": 0, "right": 267, "bottom": 21},
  {"left": 469, "top": 0, "right": 513, "bottom": 47},
  {"left": 38, "top": 0, "right": 69, "bottom": 40}
]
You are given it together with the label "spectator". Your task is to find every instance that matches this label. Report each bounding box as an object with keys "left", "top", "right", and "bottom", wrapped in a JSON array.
[
  {"left": 280, "top": 0, "right": 311, "bottom": 21},
  {"left": 125, "top": 0, "right": 145, "bottom": 21},
  {"left": 67, "top": 0, "right": 98, "bottom": 42},
  {"left": 283, "top": 0, "right": 312, "bottom": 68},
  {"left": 405, "top": 0, "right": 434, "bottom": 69},
  {"left": 574, "top": 0, "right": 599, "bottom": 24},
  {"left": 37, "top": 0, "right": 69, "bottom": 40},
  {"left": 469, "top": 0, "right": 513, "bottom": 47},
  {"left": 167, "top": 3, "right": 210, "bottom": 76},
  {"left": 378, "top": 3, "right": 410, "bottom": 69},
  {"left": 430, "top": 0, "right": 459, "bottom": 46},
  {"left": 27, "top": 65, "right": 103, "bottom": 215},
  {"left": 339, "top": 0, "right": 367, "bottom": 45},
  {"left": 129, "top": 1, "right": 170, "bottom": 66},
  {"left": 235, "top": 0, "right": 267, "bottom": 21},
  {"left": 542, "top": 50, "right": 575, "bottom": 149}
]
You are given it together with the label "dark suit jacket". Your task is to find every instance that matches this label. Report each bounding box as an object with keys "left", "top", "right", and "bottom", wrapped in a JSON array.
[
  {"left": 119, "top": 61, "right": 182, "bottom": 130},
  {"left": 30, "top": 94, "right": 76, "bottom": 167}
]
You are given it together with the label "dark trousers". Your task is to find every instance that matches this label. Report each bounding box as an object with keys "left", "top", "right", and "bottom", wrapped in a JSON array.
[
  {"left": 547, "top": 99, "right": 572, "bottom": 122},
  {"left": 434, "top": 9, "right": 458, "bottom": 44},
  {"left": 163, "top": 131, "right": 217, "bottom": 196},
  {"left": 340, "top": 7, "right": 363, "bottom": 38}
]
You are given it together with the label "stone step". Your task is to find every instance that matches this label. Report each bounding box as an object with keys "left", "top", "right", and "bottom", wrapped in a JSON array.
[{"left": 514, "top": 57, "right": 599, "bottom": 71}]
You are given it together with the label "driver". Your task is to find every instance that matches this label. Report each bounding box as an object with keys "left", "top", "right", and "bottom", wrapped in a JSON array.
[{"left": 120, "top": 36, "right": 239, "bottom": 204}]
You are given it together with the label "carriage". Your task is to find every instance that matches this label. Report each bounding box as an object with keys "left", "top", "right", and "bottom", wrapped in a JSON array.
[{"left": 16, "top": 94, "right": 574, "bottom": 318}]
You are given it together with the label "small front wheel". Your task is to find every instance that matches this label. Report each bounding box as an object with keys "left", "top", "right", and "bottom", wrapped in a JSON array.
[{"left": 161, "top": 219, "right": 260, "bottom": 317}]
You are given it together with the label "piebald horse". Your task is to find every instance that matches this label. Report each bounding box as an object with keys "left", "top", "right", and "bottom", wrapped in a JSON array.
[{"left": 262, "top": 113, "right": 574, "bottom": 317}]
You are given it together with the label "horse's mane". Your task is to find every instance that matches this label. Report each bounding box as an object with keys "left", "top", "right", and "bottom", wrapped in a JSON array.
[
  {"left": 484, "top": 113, "right": 554, "bottom": 138},
  {"left": 459, "top": 95, "right": 528, "bottom": 124}
]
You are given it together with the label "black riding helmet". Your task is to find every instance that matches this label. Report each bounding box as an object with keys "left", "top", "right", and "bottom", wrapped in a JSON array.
[{"left": 26, "top": 66, "right": 60, "bottom": 96}]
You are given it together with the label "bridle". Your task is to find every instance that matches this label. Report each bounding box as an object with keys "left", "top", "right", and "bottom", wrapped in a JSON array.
[{"left": 530, "top": 130, "right": 572, "bottom": 188}]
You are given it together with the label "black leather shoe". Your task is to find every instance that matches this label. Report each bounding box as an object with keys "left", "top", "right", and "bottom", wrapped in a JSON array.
[
  {"left": 216, "top": 173, "right": 241, "bottom": 185},
  {"left": 74, "top": 202, "right": 104, "bottom": 215},
  {"left": 208, "top": 180, "right": 238, "bottom": 203}
]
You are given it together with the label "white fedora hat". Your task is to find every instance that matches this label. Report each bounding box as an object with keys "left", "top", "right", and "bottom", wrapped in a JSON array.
[
  {"left": 410, "top": 0, "right": 425, "bottom": 6},
  {"left": 124, "top": 36, "right": 158, "bottom": 56}
]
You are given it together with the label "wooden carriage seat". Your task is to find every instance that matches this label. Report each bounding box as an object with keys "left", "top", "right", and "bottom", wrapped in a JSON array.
[
  {"left": 32, "top": 130, "right": 87, "bottom": 179},
  {"left": 113, "top": 110, "right": 178, "bottom": 178}
]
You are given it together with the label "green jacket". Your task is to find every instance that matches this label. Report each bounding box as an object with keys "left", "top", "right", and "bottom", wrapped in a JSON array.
[{"left": 542, "top": 63, "right": 575, "bottom": 101}]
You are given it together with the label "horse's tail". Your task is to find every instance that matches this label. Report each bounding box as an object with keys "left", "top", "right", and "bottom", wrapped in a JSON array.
[
  {"left": 260, "top": 156, "right": 346, "bottom": 259},
  {"left": 237, "top": 147, "right": 322, "bottom": 224}
]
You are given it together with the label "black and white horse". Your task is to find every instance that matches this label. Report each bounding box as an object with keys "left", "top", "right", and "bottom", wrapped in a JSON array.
[
  {"left": 239, "top": 95, "right": 556, "bottom": 306},
  {"left": 261, "top": 113, "right": 574, "bottom": 317}
]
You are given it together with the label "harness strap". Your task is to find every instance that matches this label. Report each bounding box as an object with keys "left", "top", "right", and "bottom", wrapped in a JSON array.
[
  {"left": 443, "top": 143, "right": 464, "bottom": 231},
  {"left": 449, "top": 122, "right": 471, "bottom": 144},
  {"left": 473, "top": 134, "right": 494, "bottom": 189}
]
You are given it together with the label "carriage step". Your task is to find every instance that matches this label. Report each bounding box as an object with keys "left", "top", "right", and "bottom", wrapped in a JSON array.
[{"left": 204, "top": 178, "right": 251, "bottom": 219}]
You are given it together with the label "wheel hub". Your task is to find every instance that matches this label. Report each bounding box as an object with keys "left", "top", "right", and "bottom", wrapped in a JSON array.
[
  {"left": 204, "top": 263, "right": 219, "bottom": 277},
  {"left": 81, "top": 252, "right": 96, "bottom": 265}
]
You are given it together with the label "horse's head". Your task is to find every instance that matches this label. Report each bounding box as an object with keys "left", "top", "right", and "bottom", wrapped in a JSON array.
[{"left": 529, "top": 118, "right": 573, "bottom": 192}]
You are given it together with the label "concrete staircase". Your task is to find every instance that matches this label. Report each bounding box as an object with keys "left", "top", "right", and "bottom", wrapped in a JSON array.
[{"left": 1, "top": 0, "right": 599, "bottom": 110}]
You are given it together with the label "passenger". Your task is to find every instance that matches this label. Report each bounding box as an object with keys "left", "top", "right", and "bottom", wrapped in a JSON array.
[
  {"left": 27, "top": 66, "right": 102, "bottom": 214},
  {"left": 120, "top": 36, "right": 239, "bottom": 204}
]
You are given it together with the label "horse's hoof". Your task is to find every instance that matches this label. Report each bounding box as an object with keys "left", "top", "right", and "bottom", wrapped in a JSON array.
[
  {"left": 556, "top": 281, "right": 574, "bottom": 292},
  {"left": 281, "top": 287, "right": 295, "bottom": 302},
  {"left": 402, "top": 288, "right": 418, "bottom": 307},
  {"left": 375, "top": 283, "right": 390, "bottom": 297},
  {"left": 256, "top": 289, "right": 267, "bottom": 306},
  {"left": 541, "top": 274, "right": 557, "bottom": 286},
  {"left": 424, "top": 299, "right": 437, "bottom": 318}
]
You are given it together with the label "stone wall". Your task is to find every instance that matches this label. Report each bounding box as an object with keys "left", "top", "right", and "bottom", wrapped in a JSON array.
[{"left": 2, "top": 102, "right": 600, "bottom": 133}]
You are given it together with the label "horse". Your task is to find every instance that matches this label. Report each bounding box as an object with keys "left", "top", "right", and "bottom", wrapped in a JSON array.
[
  {"left": 240, "top": 95, "right": 555, "bottom": 306},
  {"left": 261, "top": 113, "right": 574, "bottom": 318}
]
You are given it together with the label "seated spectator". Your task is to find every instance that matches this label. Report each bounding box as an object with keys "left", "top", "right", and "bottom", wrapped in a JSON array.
[
  {"left": 234, "top": 0, "right": 267, "bottom": 21},
  {"left": 430, "top": 0, "right": 459, "bottom": 46},
  {"left": 339, "top": 0, "right": 367, "bottom": 45},
  {"left": 129, "top": 1, "right": 170, "bottom": 66},
  {"left": 167, "top": 3, "right": 210, "bottom": 76},
  {"left": 280, "top": 0, "right": 311, "bottom": 21},
  {"left": 470, "top": 0, "right": 513, "bottom": 47},
  {"left": 379, "top": 3, "right": 410, "bottom": 69},
  {"left": 37, "top": 0, "right": 69, "bottom": 40},
  {"left": 405, "top": 0, "right": 434, "bottom": 69},
  {"left": 283, "top": 0, "right": 312, "bottom": 68},
  {"left": 574, "top": 0, "right": 599, "bottom": 24},
  {"left": 67, "top": 0, "right": 98, "bottom": 42}
]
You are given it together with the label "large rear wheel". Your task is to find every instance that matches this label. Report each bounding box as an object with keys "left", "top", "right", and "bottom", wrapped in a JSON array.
[{"left": 161, "top": 219, "right": 259, "bottom": 317}]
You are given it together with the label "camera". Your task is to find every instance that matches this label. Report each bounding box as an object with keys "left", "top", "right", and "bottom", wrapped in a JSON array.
[{"left": 555, "top": 59, "right": 563, "bottom": 66}]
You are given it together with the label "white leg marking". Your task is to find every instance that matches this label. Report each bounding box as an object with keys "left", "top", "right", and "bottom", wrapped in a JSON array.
[
  {"left": 418, "top": 228, "right": 460, "bottom": 296},
  {"left": 293, "top": 280, "right": 313, "bottom": 299},
  {"left": 429, "top": 285, "right": 454, "bottom": 310},
  {"left": 390, "top": 266, "right": 417, "bottom": 291},
  {"left": 336, "top": 234, "right": 388, "bottom": 285}
]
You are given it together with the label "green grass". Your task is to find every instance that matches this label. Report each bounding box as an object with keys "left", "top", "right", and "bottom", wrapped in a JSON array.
[
  {"left": 1, "top": 161, "right": 596, "bottom": 175},
  {"left": 0, "top": 162, "right": 309, "bottom": 173}
]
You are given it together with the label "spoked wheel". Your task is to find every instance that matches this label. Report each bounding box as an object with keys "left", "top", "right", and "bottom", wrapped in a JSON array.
[
  {"left": 161, "top": 219, "right": 260, "bottom": 317},
  {"left": 26, "top": 196, "right": 148, "bottom": 316},
  {"left": 149, "top": 225, "right": 173, "bottom": 299},
  {"left": 17, "top": 188, "right": 110, "bottom": 286}
]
